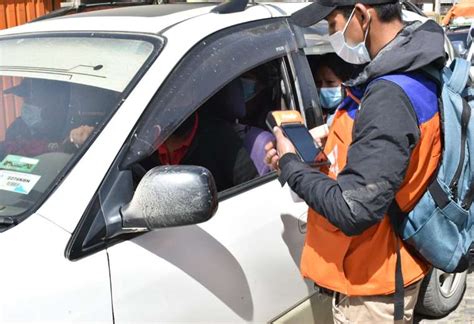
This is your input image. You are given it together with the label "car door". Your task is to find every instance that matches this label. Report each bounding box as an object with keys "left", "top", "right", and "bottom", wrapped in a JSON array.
[{"left": 65, "top": 18, "right": 326, "bottom": 322}]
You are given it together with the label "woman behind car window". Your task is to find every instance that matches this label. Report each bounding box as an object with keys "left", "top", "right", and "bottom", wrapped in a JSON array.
[{"left": 309, "top": 53, "right": 361, "bottom": 126}]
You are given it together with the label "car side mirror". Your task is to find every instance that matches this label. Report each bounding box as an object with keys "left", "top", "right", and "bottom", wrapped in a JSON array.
[{"left": 119, "top": 165, "right": 218, "bottom": 231}]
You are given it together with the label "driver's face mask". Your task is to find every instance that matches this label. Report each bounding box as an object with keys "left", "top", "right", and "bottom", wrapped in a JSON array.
[
  {"left": 328, "top": 7, "right": 372, "bottom": 65},
  {"left": 21, "top": 103, "right": 43, "bottom": 130}
]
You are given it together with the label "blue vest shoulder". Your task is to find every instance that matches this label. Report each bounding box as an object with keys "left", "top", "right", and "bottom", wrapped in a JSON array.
[{"left": 374, "top": 73, "right": 438, "bottom": 125}]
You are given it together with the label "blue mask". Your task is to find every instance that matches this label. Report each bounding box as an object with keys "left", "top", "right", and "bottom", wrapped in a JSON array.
[
  {"left": 241, "top": 78, "right": 257, "bottom": 102},
  {"left": 319, "top": 86, "right": 343, "bottom": 109}
]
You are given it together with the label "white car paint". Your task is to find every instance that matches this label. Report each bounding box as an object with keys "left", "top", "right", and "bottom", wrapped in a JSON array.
[
  {"left": 0, "top": 5, "right": 214, "bottom": 35},
  {"left": 109, "top": 180, "right": 310, "bottom": 322},
  {"left": 0, "top": 213, "right": 112, "bottom": 321}
]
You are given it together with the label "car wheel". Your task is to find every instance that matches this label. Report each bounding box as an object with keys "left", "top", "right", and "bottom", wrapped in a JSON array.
[{"left": 415, "top": 268, "right": 467, "bottom": 318}]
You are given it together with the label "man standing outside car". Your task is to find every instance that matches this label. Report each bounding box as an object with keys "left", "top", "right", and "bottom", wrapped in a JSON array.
[{"left": 265, "top": 0, "right": 445, "bottom": 322}]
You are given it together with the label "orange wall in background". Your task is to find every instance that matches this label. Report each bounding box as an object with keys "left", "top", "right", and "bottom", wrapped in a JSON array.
[
  {"left": 0, "top": 77, "right": 23, "bottom": 141},
  {"left": 0, "top": 0, "right": 61, "bottom": 29}
]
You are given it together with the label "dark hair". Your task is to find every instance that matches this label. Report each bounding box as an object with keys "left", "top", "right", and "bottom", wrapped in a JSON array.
[
  {"left": 309, "top": 53, "right": 359, "bottom": 82},
  {"left": 339, "top": 3, "right": 402, "bottom": 23}
]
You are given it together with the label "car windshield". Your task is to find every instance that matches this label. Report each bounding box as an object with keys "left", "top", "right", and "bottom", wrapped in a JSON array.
[{"left": 0, "top": 33, "right": 161, "bottom": 224}]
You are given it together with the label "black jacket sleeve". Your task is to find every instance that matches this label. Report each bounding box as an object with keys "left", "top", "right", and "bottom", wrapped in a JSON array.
[{"left": 279, "top": 80, "right": 420, "bottom": 236}]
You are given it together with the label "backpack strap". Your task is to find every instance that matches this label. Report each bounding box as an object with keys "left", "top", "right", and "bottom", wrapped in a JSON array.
[
  {"left": 446, "top": 58, "right": 471, "bottom": 94},
  {"left": 377, "top": 71, "right": 439, "bottom": 321},
  {"left": 420, "top": 64, "right": 442, "bottom": 90},
  {"left": 388, "top": 201, "right": 406, "bottom": 321}
]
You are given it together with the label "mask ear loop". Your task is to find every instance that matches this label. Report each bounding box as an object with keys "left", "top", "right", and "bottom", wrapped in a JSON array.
[
  {"left": 362, "top": 12, "right": 372, "bottom": 42},
  {"left": 342, "top": 7, "right": 372, "bottom": 41},
  {"left": 342, "top": 7, "right": 356, "bottom": 35}
]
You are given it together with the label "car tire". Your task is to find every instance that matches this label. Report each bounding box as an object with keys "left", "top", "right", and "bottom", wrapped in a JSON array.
[{"left": 415, "top": 268, "right": 467, "bottom": 318}]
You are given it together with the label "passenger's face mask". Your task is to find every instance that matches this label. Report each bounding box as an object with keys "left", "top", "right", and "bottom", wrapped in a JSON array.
[
  {"left": 21, "top": 103, "right": 43, "bottom": 129},
  {"left": 329, "top": 7, "right": 371, "bottom": 65},
  {"left": 241, "top": 78, "right": 258, "bottom": 102},
  {"left": 319, "top": 86, "right": 343, "bottom": 110}
]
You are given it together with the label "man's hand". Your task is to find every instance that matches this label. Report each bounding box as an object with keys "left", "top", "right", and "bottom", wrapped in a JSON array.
[
  {"left": 264, "top": 127, "right": 296, "bottom": 171},
  {"left": 69, "top": 125, "right": 94, "bottom": 147}
]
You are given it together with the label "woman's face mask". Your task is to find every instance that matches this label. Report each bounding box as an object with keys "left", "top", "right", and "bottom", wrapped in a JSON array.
[
  {"left": 328, "top": 7, "right": 371, "bottom": 65},
  {"left": 241, "top": 78, "right": 258, "bottom": 102},
  {"left": 319, "top": 86, "right": 343, "bottom": 110}
]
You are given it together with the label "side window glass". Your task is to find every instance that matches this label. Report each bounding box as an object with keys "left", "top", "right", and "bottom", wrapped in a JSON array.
[
  {"left": 122, "top": 19, "right": 297, "bottom": 168},
  {"left": 121, "top": 20, "right": 300, "bottom": 195},
  {"left": 132, "top": 57, "right": 296, "bottom": 194}
]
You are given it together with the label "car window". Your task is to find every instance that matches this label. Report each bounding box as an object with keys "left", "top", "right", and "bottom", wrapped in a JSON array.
[
  {"left": 136, "top": 58, "right": 294, "bottom": 194},
  {"left": 123, "top": 19, "right": 297, "bottom": 167},
  {"left": 0, "top": 33, "right": 162, "bottom": 229},
  {"left": 122, "top": 19, "right": 300, "bottom": 196}
]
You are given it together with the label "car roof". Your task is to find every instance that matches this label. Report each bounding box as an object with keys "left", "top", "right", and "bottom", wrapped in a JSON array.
[
  {"left": 68, "top": 3, "right": 216, "bottom": 18},
  {"left": 0, "top": 2, "right": 308, "bottom": 37}
]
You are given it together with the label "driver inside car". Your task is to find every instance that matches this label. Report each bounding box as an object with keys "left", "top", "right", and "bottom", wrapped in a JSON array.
[
  {"left": 140, "top": 111, "right": 259, "bottom": 192},
  {"left": 3, "top": 79, "right": 70, "bottom": 156},
  {"left": 2, "top": 78, "right": 108, "bottom": 157}
]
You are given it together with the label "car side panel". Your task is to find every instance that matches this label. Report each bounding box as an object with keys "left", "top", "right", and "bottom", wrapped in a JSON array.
[
  {"left": 108, "top": 180, "right": 315, "bottom": 322},
  {"left": 0, "top": 214, "right": 112, "bottom": 322}
]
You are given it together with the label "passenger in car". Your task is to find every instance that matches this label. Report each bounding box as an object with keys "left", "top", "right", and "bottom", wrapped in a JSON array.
[
  {"left": 141, "top": 112, "right": 259, "bottom": 192},
  {"left": 239, "top": 63, "right": 282, "bottom": 129},
  {"left": 309, "top": 53, "right": 360, "bottom": 126}
]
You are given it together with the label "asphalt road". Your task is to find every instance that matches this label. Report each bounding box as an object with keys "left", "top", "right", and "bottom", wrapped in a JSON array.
[{"left": 417, "top": 272, "right": 474, "bottom": 323}]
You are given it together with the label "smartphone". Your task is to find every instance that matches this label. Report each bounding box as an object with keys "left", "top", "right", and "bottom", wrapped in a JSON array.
[{"left": 266, "top": 111, "right": 329, "bottom": 166}]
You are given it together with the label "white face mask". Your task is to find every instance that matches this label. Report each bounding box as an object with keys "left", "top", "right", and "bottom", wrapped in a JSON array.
[
  {"left": 328, "top": 8, "right": 371, "bottom": 65},
  {"left": 21, "top": 103, "right": 42, "bottom": 129}
]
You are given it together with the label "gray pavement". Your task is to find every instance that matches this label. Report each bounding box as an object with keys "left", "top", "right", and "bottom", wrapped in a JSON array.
[{"left": 417, "top": 272, "right": 474, "bottom": 324}]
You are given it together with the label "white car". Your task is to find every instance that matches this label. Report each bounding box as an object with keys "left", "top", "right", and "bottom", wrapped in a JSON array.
[{"left": 0, "top": 1, "right": 466, "bottom": 322}]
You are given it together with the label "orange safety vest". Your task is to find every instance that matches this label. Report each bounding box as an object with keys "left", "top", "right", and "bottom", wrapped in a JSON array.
[{"left": 300, "top": 84, "right": 442, "bottom": 296}]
